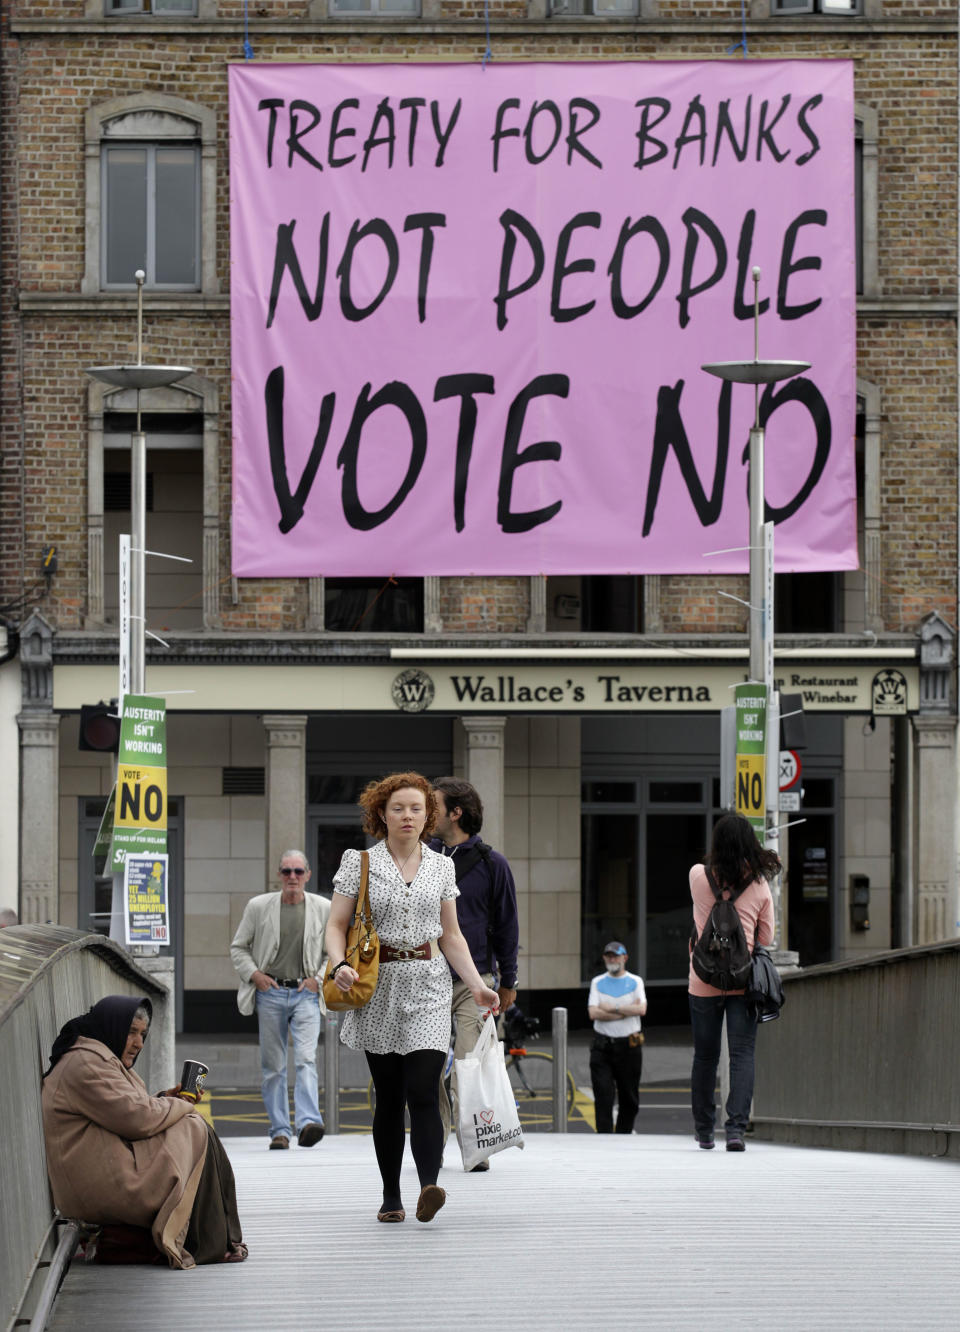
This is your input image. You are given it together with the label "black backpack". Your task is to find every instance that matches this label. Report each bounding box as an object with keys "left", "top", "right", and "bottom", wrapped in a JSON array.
[{"left": 690, "top": 867, "right": 752, "bottom": 991}]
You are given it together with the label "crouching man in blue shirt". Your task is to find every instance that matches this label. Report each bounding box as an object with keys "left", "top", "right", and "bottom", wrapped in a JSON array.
[{"left": 430, "top": 776, "right": 519, "bottom": 1170}]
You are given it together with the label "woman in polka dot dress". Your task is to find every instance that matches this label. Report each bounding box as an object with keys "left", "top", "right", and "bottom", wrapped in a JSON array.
[{"left": 325, "top": 771, "right": 499, "bottom": 1226}]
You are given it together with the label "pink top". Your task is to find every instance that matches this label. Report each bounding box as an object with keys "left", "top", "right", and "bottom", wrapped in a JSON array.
[{"left": 687, "top": 863, "right": 776, "bottom": 998}]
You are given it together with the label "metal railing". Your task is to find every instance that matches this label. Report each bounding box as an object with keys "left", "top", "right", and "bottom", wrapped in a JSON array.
[
  {"left": 0, "top": 926, "right": 169, "bottom": 1332},
  {"left": 752, "top": 938, "right": 960, "bottom": 1158}
]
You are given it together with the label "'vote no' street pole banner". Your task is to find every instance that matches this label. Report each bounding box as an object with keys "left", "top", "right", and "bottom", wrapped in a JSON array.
[
  {"left": 109, "top": 695, "right": 167, "bottom": 873},
  {"left": 229, "top": 60, "right": 856, "bottom": 577}
]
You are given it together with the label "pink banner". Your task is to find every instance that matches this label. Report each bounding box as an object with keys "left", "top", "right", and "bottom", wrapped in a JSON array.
[{"left": 229, "top": 61, "right": 856, "bottom": 577}]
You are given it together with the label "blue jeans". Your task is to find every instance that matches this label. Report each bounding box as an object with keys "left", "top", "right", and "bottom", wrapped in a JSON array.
[
  {"left": 256, "top": 987, "right": 322, "bottom": 1139},
  {"left": 688, "top": 993, "right": 758, "bottom": 1139}
]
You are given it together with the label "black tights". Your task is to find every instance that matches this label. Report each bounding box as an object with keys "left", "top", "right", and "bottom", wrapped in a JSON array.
[{"left": 366, "top": 1048, "right": 446, "bottom": 1211}]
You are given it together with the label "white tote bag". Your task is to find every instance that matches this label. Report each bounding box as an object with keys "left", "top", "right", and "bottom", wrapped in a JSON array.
[{"left": 455, "top": 1013, "right": 525, "bottom": 1171}]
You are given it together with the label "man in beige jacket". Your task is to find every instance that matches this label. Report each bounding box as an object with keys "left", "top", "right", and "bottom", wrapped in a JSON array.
[{"left": 230, "top": 850, "right": 331, "bottom": 1150}]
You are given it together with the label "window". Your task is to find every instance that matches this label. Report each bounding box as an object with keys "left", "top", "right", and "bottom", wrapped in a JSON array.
[
  {"left": 102, "top": 412, "right": 204, "bottom": 630},
  {"left": 86, "top": 376, "right": 222, "bottom": 631},
  {"left": 546, "top": 576, "right": 642, "bottom": 633},
  {"left": 84, "top": 94, "right": 217, "bottom": 297},
  {"left": 771, "top": 0, "right": 862, "bottom": 12},
  {"left": 328, "top": 0, "right": 419, "bottom": 12},
  {"left": 324, "top": 578, "right": 424, "bottom": 632},
  {"left": 103, "top": 143, "right": 199, "bottom": 289},
  {"left": 104, "top": 0, "right": 198, "bottom": 13},
  {"left": 550, "top": 0, "right": 638, "bottom": 13}
]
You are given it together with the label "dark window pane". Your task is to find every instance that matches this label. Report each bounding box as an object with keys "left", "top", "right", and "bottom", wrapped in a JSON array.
[
  {"left": 649, "top": 781, "right": 702, "bottom": 804},
  {"left": 646, "top": 811, "right": 703, "bottom": 982},
  {"left": 582, "top": 780, "right": 635, "bottom": 804},
  {"left": 581, "top": 576, "right": 640, "bottom": 633},
  {"left": 801, "top": 778, "right": 834, "bottom": 809},
  {"left": 105, "top": 147, "right": 147, "bottom": 285},
  {"left": 581, "top": 813, "right": 637, "bottom": 981},
  {"left": 104, "top": 470, "right": 155, "bottom": 512},
  {"left": 313, "top": 822, "right": 367, "bottom": 897},
  {"left": 775, "top": 573, "right": 839, "bottom": 633},
  {"left": 325, "top": 578, "right": 423, "bottom": 632},
  {"left": 105, "top": 411, "right": 202, "bottom": 436},
  {"left": 155, "top": 147, "right": 198, "bottom": 285},
  {"left": 712, "top": 777, "right": 722, "bottom": 807},
  {"left": 307, "top": 774, "right": 372, "bottom": 805},
  {"left": 854, "top": 131, "right": 863, "bottom": 295},
  {"left": 788, "top": 814, "right": 834, "bottom": 965}
]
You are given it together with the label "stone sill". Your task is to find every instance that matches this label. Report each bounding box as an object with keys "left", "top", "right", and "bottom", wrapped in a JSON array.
[
  {"left": 19, "top": 293, "right": 229, "bottom": 316},
  {"left": 52, "top": 628, "right": 918, "bottom": 666},
  {"left": 18, "top": 292, "right": 955, "bottom": 319},
  {"left": 9, "top": 17, "right": 956, "bottom": 38}
]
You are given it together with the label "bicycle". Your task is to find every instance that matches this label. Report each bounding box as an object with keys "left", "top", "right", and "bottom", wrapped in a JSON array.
[
  {"left": 366, "top": 1006, "right": 577, "bottom": 1118},
  {"left": 502, "top": 1009, "right": 577, "bottom": 1117}
]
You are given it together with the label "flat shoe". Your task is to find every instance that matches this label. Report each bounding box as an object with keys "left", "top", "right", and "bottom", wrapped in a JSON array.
[
  {"left": 223, "top": 1242, "right": 248, "bottom": 1262},
  {"left": 415, "top": 1185, "right": 446, "bottom": 1223},
  {"left": 297, "top": 1123, "right": 325, "bottom": 1148},
  {"left": 376, "top": 1209, "right": 405, "bottom": 1223}
]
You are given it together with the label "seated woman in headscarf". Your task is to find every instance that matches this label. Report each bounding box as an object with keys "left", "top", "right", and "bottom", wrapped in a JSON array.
[{"left": 41, "top": 994, "right": 246, "bottom": 1268}]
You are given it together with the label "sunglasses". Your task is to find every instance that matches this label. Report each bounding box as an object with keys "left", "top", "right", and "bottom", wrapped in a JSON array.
[
  {"left": 603, "top": 951, "right": 624, "bottom": 958},
  {"left": 279, "top": 867, "right": 306, "bottom": 876}
]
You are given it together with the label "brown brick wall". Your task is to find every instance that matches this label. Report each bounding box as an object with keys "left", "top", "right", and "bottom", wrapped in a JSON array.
[{"left": 1, "top": 7, "right": 955, "bottom": 637}]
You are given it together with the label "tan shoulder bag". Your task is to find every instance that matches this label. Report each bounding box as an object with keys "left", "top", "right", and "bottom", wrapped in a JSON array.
[{"left": 322, "top": 851, "right": 380, "bottom": 1011}]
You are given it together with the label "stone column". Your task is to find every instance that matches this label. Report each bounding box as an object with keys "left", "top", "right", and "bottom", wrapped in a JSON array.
[
  {"left": 18, "top": 611, "right": 59, "bottom": 924},
  {"left": 461, "top": 717, "right": 506, "bottom": 851},
  {"left": 913, "top": 717, "right": 955, "bottom": 943},
  {"left": 913, "top": 613, "right": 957, "bottom": 944},
  {"left": 263, "top": 715, "right": 308, "bottom": 888},
  {"left": 18, "top": 713, "right": 60, "bottom": 923},
  {"left": 526, "top": 576, "right": 546, "bottom": 634}
]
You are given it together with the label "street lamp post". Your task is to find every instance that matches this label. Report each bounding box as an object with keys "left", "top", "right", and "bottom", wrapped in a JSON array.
[
  {"left": 702, "top": 266, "right": 810, "bottom": 927},
  {"left": 85, "top": 270, "right": 193, "bottom": 946},
  {"left": 86, "top": 270, "right": 194, "bottom": 703},
  {"left": 83, "top": 271, "right": 193, "bottom": 1087}
]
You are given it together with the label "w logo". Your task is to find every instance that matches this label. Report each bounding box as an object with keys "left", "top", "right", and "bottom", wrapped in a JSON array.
[{"left": 391, "top": 668, "right": 435, "bottom": 713}]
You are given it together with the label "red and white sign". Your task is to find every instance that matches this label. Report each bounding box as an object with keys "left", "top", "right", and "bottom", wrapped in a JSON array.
[{"left": 779, "top": 749, "right": 802, "bottom": 791}]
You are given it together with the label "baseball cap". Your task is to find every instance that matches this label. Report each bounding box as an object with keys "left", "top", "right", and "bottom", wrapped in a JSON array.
[{"left": 603, "top": 941, "right": 627, "bottom": 956}]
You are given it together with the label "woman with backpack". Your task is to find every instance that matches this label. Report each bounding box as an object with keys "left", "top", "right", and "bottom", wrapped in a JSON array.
[{"left": 688, "top": 813, "right": 778, "bottom": 1152}]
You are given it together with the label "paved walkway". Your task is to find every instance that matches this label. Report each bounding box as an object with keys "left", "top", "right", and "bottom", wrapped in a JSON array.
[{"left": 50, "top": 1134, "right": 960, "bottom": 1331}]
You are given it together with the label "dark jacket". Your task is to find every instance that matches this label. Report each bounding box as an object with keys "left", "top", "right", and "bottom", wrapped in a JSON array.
[{"left": 429, "top": 833, "right": 519, "bottom": 989}]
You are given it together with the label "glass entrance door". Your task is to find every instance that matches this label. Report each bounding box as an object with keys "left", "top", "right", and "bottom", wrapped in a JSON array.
[
  {"left": 582, "top": 776, "right": 714, "bottom": 984},
  {"left": 307, "top": 809, "right": 369, "bottom": 899}
]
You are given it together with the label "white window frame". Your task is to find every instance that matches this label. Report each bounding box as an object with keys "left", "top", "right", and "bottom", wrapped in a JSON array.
[
  {"left": 311, "top": 0, "right": 421, "bottom": 15},
  {"left": 95, "top": 1, "right": 217, "bottom": 15},
  {"left": 762, "top": 0, "right": 875, "bottom": 15},
  {"left": 101, "top": 142, "right": 200, "bottom": 291},
  {"left": 83, "top": 93, "right": 218, "bottom": 297},
  {"left": 547, "top": 0, "right": 640, "bottom": 14}
]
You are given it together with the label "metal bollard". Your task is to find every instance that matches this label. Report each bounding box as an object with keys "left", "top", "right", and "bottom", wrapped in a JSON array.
[
  {"left": 552, "top": 1006, "right": 569, "bottom": 1134},
  {"left": 323, "top": 1011, "right": 340, "bottom": 1135}
]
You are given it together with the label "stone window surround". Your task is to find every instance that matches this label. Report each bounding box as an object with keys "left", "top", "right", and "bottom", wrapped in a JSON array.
[
  {"left": 83, "top": 92, "right": 218, "bottom": 297},
  {"left": 86, "top": 375, "right": 222, "bottom": 629}
]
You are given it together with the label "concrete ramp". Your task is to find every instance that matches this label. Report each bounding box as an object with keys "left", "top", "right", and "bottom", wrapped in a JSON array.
[{"left": 49, "top": 1134, "right": 960, "bottom": 1331}]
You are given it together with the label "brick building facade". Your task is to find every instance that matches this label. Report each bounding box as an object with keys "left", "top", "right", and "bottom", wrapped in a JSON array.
[{"left": 0, "top": 1, "right": 956, "bottom": 1029}]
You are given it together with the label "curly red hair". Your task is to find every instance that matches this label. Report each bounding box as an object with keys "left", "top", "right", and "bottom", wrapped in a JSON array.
[{"left": 358, "top": 771, "right": 437, "bottom": 841}]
